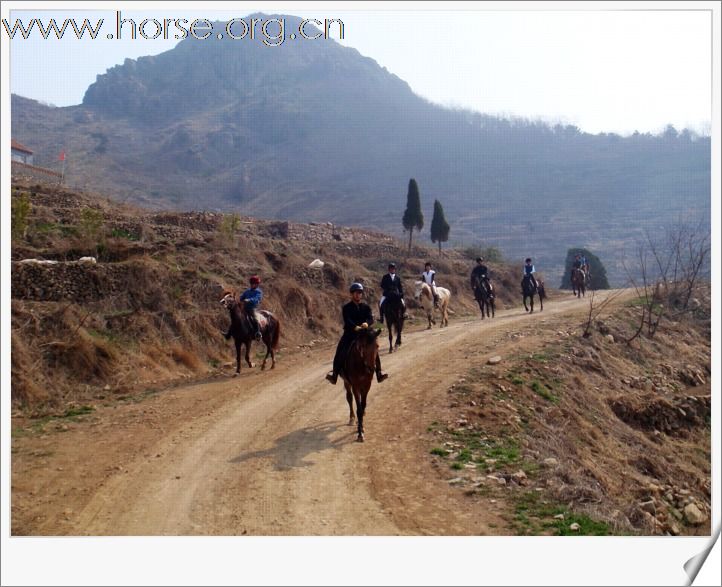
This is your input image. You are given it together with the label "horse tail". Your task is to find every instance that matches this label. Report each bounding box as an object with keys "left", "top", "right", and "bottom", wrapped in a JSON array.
[{"left": 271, "top": 317, "right": 281, "bottom": 350}]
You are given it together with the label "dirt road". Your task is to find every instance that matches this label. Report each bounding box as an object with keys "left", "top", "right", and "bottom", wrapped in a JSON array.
[{"left": 12, "top": 291, "right": 625, "bottom": 535}]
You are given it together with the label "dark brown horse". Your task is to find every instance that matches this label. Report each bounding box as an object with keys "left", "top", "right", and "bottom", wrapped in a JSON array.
[
  {"left": 382, "top": 291, "right": 404, "bottom": 353},
  {"left": 342, "top": 327, "right": 382, "bottom": 442},
  {"left": 220, "top": 292, "right": 281, "bottom": 374},
  {"left": 571, "top": 268, "right": 586, "bottom": 298},
  {"left": 522, "top": 275, "right": 544, "bottom": 313},
  {"left": 473, "top": 276, "right": 496, "bottom": 319}
]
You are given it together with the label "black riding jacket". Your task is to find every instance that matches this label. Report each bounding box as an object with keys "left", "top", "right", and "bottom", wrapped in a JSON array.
[
  {"left": 470, "top": 265, "right": 489, "bottom": 288},
  {"left": 342, "top": 301, "right": 374, "bottom": 334},
  {"left": 380, "top": 273, "right": 404, "bottom": 297}
]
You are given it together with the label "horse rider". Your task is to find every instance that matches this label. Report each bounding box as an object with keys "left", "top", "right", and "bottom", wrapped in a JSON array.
[
  {"left": 240, "top": 275, "right": 263, "bottom": 341},
  {"left": 470, "top": 256, "right": 491, "bottom": 293},
  {"left": 580, "top": 253, "right": 590, "bottom": 277},
  {"left": 572, "top": 253, "right": 583, "bottom": 272},
  {"left": 523, "top": 258, "right": 539, "bottom": 290},
  {"left": 378, "top": 262, "right": 407, "bottom": 324},
  {"left": 421, "top": 261, "right": 440, "bottom": 308},
  {"left": 326, "top": 282, "right": 389, "bottom": 385},
  {"left": 572, "top": 253, "right": 587, "bottom": 281}
]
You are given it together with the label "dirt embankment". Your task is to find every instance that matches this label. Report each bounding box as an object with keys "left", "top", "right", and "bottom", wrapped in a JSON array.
[{"left": 11, "top": 181, "right": 525, "bottom": 412}]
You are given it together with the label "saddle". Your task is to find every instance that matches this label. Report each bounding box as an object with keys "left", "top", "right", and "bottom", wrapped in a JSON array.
[{"left": 248, "top": 309, "right": 272, "bottom": 329}]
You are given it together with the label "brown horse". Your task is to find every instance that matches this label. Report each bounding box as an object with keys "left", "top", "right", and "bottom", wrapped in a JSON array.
[
  {"left": 382, "top": 291, "right": 404, "bottom": 353},
  {"left": 473, "top": 276, "right": 496, "bottom": 319},
  {"left": 571, "top": 268, "right": 586, "bottom": 297},
  {"left": 342, "top": 327, "right": 382, "bottom": 442},
  {"left": 220, "top": 292, "right": 281, "bottom": 374},
  {"left": 522, "top": 275, "right": 544, "bottom": 313}
]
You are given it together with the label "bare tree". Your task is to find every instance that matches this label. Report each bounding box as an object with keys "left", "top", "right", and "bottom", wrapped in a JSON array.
[
  {"left": 581, "top": 288, "right": 626, "bottom": 338},
  {"left": 622, "top": 220, "right": 710, "bottom": 343}
]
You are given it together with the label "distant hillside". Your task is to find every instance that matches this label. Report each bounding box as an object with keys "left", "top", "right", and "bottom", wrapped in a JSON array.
[{"left": 10, "top": 14, "right": 710, "bottom": 285}]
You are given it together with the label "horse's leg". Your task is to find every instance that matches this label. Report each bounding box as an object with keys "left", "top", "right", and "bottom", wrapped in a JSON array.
[
  {"left": 355, "top": 389, "right": 364, "bottom": 442},
  {"left": 427, "top": 310, "right": 432, "bottom": 330},
  {"left": 395, "top": 320, "right": 402, "bottom": 348},
  {"left": 245, "top": 342, "right": 254, "bottom": 368},
  {"left": 356, "top": 390, "right": 367, "bottom": 442},
  {"left": 538, "top": 292, "right": 544, "bottom": 311},
  {"left": 345, "top": 382, "right": 355, "bottom": 426},
  {"left": 261, "top": 341, "right": 271, "bottom": 370},
  {"left": 388, "top": 323, "right": 394, "bottom": 354},
  {"left": 234, "top": 339, "right": 242, "bottom": 375}
]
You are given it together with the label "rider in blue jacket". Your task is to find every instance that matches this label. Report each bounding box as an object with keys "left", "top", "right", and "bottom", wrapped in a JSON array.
[
  {"left": 240, "top": 275, "right": 263, "bottom": 340},
  {"left": 523, "top": 258, "right": 538, "bottom": 290}
]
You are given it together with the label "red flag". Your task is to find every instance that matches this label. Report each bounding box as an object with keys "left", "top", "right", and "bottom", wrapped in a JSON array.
[{"left": 58, "top": 151, "right": 65, "bottom": 161}]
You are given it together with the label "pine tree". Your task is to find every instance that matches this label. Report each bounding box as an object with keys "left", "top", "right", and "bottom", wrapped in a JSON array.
[
  {"left": 430, "top": 199, "right": 450, "bottom": 255},
  {"left": 560, "top": 248, "right": 610, "bottom": 289},
  {"left": 402, "top": 178, "right": 424, "bottom": 254}
]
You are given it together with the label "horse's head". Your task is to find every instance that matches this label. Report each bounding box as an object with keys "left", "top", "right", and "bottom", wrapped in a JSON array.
[
  {"left": 356, "top": 328, "right": 381, "bottom": 370},
  {"left": 413, "top": 280, "right": 426, "bottom": 301},
  {"left": 220, "top": 291, "right": 237, "bottom": 309}
]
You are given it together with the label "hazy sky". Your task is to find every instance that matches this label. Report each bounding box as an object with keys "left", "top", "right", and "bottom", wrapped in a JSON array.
[{"left": 5, "top": 3, "right": 714, "bottom": 136}]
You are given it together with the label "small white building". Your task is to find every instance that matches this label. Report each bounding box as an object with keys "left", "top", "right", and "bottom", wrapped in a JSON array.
[{"left": 11, "top": 139, "right": 33, "bottom": 165}]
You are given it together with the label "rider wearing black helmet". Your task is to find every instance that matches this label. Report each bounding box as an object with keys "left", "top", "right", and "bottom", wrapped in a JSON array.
[
  {"left": 378, "top": 262, "right": 406, "bottom": 324},
  {"left": 470, "top": 257, "right": 490, "bottom": 291},
  {"left": 326, "top": 282, "right": 389, "bottom": 385}
]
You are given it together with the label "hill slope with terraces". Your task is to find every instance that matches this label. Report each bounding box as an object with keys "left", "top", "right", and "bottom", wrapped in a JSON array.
[{"left": 10, "top": 180, "right": 523, "bottom": 411}]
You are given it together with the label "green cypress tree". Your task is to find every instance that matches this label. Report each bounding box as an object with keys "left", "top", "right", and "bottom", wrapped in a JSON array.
[
  {"left": 402, "top": 178, "right": 424, "bottom": 254},
  {"left": 430, "top": 199, "right": 450, "bottom": 255},
  {"left": 560, "top": 248, "right": 610, "bottom": 290}
]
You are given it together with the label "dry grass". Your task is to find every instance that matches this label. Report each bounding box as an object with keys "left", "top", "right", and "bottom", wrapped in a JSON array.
[{"left": 11, "top": 180, "right": 523, "bottom": 413}]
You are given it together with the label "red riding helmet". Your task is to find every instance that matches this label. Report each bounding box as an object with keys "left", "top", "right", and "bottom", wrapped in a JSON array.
[{"left": 250, "top": 275, "right": 261, "bottom": 285}]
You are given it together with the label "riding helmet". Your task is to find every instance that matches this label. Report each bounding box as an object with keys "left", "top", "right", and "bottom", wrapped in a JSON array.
[
  {"left": 250, "top": 275, "right": 261, "bottom": 285},
  {"left": 349, "top": 282, "right": 364, "bottom": 293},
  {"left": 388, "top": 263, "right": 396, "bottom": 269}
]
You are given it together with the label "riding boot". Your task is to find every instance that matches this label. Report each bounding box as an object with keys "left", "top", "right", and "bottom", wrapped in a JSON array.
[
  {"left": 249, "top": 314, "right": 262, "bottom": 341},
  {"left": 375, "top": 356, "right": 388, "bottom": 383}
]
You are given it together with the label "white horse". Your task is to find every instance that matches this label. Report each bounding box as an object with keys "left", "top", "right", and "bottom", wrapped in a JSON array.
[{"left": 414, "top": 281, "right": 451, "bottom": 329}]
